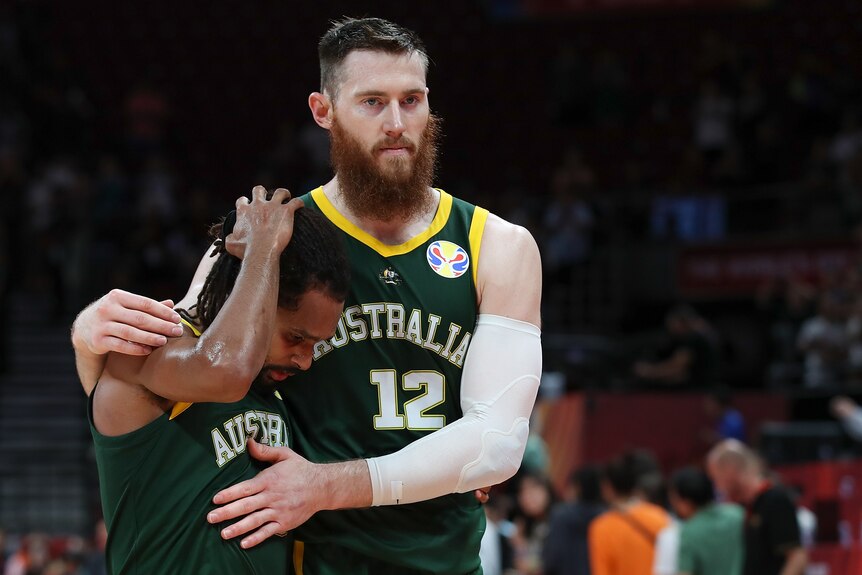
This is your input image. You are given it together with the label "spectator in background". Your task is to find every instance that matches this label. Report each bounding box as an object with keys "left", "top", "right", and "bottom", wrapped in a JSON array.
[
  {"left": 756, "top": 277, "right": 816, "bottom": 385},
  {"left": 797, "top": 292, "right": 849, "bottom": 388},
  {"left": 633, "top": 305, "right": 720, "bottom": 389},
  {"left": 0, "top": 528, "right": 6, "bottom": 569},
  {"left": 511, "top": 474, "right": 556, "bottom": 575},
  {"left": 589, "top": 452, "right": 670, "bottom": 575},
  {"left": 652, "top": 514, "right": 679, "bottom": 575},
  {"left": 4, "top": 532, "right": 50, "bottom": 575},
  {"left": 669, "top": 467, "right": 744, "bottom": 575},
  {"left": 693, "top": 79, "right": 735, "bottom": 182},
  {"left": 82, "top": 519, "right": 107, "bottom": 575},
  {"left": 702, "top": 388, "right": 747, "bottom": 445},
  {"left": 480, "top": 492, "right": 516, "bottom": 575},
  {"left": 830, "top": 395, "right": 862, "bottom": 441},
  {"left": 123, "top": 82, "right": 169, "bottom": 160},
  {"left": 707, "top": 440, "right": 806, "bottom": 575},
  {"left": 542, "top": 151, "right": 596, "bottom": 285},
  {"left": 845, "top": 296, "right": 862, "bottom": 383},
  {"left": 543, "top": 466, "right": 606, "bottom": 575},
  {"left": 628, "top": 449, "right": 667, "bottom": 508}
]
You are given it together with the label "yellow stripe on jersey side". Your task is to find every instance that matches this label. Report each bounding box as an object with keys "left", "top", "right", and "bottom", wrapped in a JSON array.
[
  {"left": 468, "top": 207, "right": 489, "bottom": 288},
  {"left": 293, "top": 540, "right": 305, "bottom": 575},
  {"left": 169, "top": 318, "right": 201, "bottom": 420},
  {"left": 310, "top": 187, "right": 453, "bottom": 257}
]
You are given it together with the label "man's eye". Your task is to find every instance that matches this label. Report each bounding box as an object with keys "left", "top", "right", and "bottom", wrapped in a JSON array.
[
  {"left": 364, "top": 98, "right": 381, "bottom": 106},
  {"left": 404, "top": 96, "right": 418, "bottom": 105}
]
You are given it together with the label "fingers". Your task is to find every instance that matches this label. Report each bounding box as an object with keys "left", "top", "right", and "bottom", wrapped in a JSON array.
[
  {"left": 270, "top": 187, "right": 291, "bottom": 204},
  {"left": 106, "top": 307, "right": 183, "bottom": 342},
  {"left": 88, "top": 290, "right": 183, "bottom": 354},
  {"left": 218, "top": 507, "right": 275, "bottom": 541},
  {"left": 109, "top": 289, "right": 182, "bottom": 324},
  {"left": 240, "top": 522, "right": 286, "bottom": 549},
  {"left": 208, "top": 492, "right": 270, "bottom": 527},
  {"left": 246, "top": 438, "right": 292, "bottom": 464},
  {"left": 284, "top": 197, "right": 304, "bottom": 214},
  {"left": 97, "top": 336, "right": 155, "bottom": 356},
  {"left": 474, "top": 488, "right": 490, "bottom": 504},
  {"left": 251, "top": 185, "right": 267, "bottom": 202},
  {"left": 158, "top": 299, "right": 175, "bottom": 308},
  {"left": 212, "top": 476, "right": 264, "bottom": 506}
]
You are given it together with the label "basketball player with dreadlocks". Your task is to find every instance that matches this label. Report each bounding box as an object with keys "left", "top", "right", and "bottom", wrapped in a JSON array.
[
  {"left": 72, "top": 17, "right": 542, "bottom": 574},
  {"left": 86, "top": 187, "right": 349, "bottom": 574}
]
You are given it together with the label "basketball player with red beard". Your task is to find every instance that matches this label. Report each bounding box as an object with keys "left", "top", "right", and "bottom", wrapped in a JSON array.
[{"left": 71, "top": 17, "right": 542, "bottom": 574}]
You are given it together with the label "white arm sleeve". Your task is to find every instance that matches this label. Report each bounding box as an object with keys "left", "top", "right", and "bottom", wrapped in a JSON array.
[{"left": 366, "top": 314, "right": 542, "bottom": 506}]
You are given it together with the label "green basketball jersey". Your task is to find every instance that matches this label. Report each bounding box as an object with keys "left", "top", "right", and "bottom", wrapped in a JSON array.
[
  {"left": 288, "top": 187, "right": 489, "bottom": 574},
  {"left": 89, "top": 383, "right": 291, "bottom": 574}
]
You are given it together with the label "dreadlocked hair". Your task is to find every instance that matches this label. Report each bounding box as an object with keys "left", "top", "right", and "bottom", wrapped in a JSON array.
[{"left": 179, "top": 206, "right": 350, "bottom": 332}]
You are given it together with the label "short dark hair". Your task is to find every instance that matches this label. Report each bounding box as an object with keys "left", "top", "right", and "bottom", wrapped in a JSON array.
[
  {"left": 603, "top": 453, "right": 639, "bottom": 497},
  {"left": 569, "top": 465, "right": 602, "bottom": 505},
  {"left": 671, "top": 467, "right": 715, "bottom": 509},
  {"left": 318, "top": 17, "right": 429, "bottom": 98},
  {"left": 184, "top": 207, "right": 350, "bottom": 331}
]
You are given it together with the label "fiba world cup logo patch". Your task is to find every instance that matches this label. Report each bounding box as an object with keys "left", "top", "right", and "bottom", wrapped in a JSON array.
[{"left": 426, "top": 240, "right": 470, "bottom": 279}]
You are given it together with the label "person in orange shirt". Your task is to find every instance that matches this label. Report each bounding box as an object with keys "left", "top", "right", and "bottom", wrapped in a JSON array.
[{"left": 588, "top": 452, "right": 671, "bottom": 575}]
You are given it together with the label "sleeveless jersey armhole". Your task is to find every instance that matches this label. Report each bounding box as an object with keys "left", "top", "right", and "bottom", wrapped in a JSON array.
[
  {"left": 468, "top": 206, "right": 489, "bottom": 289},
  {"left": 168, "top": 318, "right": 201, "bottom": 420}
]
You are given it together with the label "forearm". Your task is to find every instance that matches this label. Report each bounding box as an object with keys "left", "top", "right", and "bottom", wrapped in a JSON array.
[
  {"left": 366, "top": 315, "right": 541, "bottom": 505},
  {"left": 141, "top": 248, "right": 281, "bottom": 401},
  {"left": 780, "top": 548, "right": 807, "bottom": 575},
  {"left": 196, "top": 248, "right": 280, "bottom": 371}
]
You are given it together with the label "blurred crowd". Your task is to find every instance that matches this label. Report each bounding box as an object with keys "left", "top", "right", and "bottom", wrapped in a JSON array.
[
  {"left": 757, "top": 261, "right": 862, "bottom": 389},
  {"left": 480, "top": 439, "right": 811, "bottom": 575},
  {"left": 0, "top": 521, "right": 105, "bottom": 575},
  {"left": 1, "top": 0, "right": 862, "bottom": 570}
]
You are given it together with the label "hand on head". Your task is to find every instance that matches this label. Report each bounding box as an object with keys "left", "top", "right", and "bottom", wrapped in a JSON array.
[{"left": 225, "top": 186, "right": 304, "bottom": 260}]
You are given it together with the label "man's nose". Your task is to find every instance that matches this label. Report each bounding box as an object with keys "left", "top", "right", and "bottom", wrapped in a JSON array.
[
  {"left": 291, "top": 353, "right": 312, "bottom": 372},
  {"left": 383, "top": 102, "right": 405, "bottom": 138}
]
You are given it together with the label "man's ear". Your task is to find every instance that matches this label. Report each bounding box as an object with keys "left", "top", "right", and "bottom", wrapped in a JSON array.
[{"left": 309, "top": 92, "right": 333, "bottom": 130}]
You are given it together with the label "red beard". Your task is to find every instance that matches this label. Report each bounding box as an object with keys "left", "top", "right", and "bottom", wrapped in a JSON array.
[{"left": 329, "top": 113, "right": 441, "bottom": 221}]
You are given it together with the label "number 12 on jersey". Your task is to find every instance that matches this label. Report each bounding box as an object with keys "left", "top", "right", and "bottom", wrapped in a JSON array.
[{"left": 370, "top": 370, "right": 447, "bottom": 431}]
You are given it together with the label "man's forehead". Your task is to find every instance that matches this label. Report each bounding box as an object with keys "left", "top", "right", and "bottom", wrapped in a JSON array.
[{"left": 338, "top": 50, "right": 427, "bottom": 89}]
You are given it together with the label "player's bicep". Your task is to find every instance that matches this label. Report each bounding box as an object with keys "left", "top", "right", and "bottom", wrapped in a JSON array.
[{"left": 476, "top": 216, "right": 541, "bottom": 327}]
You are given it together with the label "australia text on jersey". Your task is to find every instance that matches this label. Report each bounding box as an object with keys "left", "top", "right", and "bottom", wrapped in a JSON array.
[
  {"left": 312, "top": 303, "right": 472, "bottom": 368},
  {"left": 211, "top": 409, "right": 288, "bottom": 467}
]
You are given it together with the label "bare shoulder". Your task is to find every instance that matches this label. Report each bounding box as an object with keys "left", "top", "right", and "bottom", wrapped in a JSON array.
[
  {"left": 476, "top": 212, "right": 541, "bottom": 326},
  {"left": 481, "top": 213, "right": 540, "bottom": 256}
]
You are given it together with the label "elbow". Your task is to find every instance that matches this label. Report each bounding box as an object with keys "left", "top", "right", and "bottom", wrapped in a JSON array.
[
  {"left": 459, "top": 417, "right": 530, "bottom": 489},
  {"left": 204, "top": 354, "right": 257, "bottom": 403}
]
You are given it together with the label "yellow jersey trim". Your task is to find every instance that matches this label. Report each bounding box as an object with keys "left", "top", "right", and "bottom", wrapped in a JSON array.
[
  {"left": 309, "top": 187, "right": 453, "bottom": 257},
  {"left": 468, "top": 207, "right": 489, "bottom": 288},
  {"left": 293, "top": 540, "right": 305, "bottom": 574},
  {"left": 169, "top": 318, "right": 201, "bottom": 420}
]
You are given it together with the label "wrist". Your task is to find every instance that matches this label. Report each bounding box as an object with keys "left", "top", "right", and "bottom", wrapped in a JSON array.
[
  {"left": 318, "top": 460, "right": 373, "bottom": 511},
  {"left": 241, "top": 244, "right": 283, "bottom": 268},
  {"left": 70, "top": 312, "right": 94, "bottom": 354}
]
